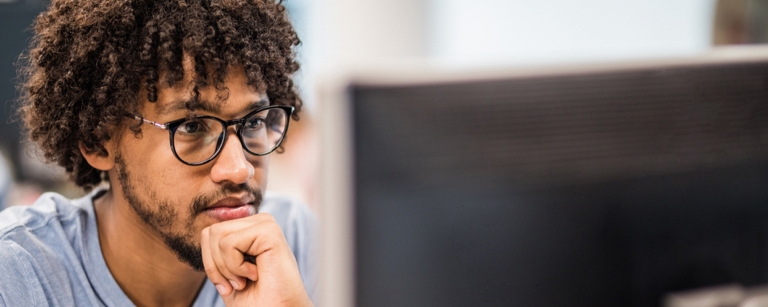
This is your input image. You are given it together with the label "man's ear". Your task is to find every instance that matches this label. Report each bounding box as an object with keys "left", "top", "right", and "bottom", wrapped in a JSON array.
[{"left": 79, "top": 141, "right": 115, "bottom": 171}]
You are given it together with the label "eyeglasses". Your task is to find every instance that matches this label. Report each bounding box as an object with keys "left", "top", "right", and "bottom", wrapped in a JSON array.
[{"left": 127, "top": 105, "right": 294, "bottom": 166}]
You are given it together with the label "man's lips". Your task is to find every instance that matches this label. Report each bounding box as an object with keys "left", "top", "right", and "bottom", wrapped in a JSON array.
[{"left": 204, "top": 196, "right": 257, "bottom": 221}]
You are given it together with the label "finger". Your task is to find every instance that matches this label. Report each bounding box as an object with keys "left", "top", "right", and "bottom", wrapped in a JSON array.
[
  {"left": 215, "top": 216, "right": 310, "bottom": 306},
  {"left": 201, "top": 227, "right": 233, "bottom": 296},
  {"left": 206, "top": 214, "right": 277, "bottom": 284},
  {"left": 208, "top": 223, "right": 249, "bottom": 291},
  {"left": 226, "top": 218, "right": 303, "bottom": 292},
  {"left": 210, "top": 217, "right": 268, "bottom": 282},
  {"left": 219, "top": 231, "right": 260, "bottom": 282},
  {"left": 230, "top": 216, "right": 291, "bottom": 266}
]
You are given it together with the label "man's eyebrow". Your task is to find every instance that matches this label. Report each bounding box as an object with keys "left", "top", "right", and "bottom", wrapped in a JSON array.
[
  {"left": 158, "top": 98, "right": 270, "bottom": 117},
  {"left": 248, "top": 98, "right": 270, "bottom": 110},
  {"left": 239, "top": 98, "right": 271, "bottom": 114},
  {"left": 158, "top": 99, "right": 219, "bottom": 116}
]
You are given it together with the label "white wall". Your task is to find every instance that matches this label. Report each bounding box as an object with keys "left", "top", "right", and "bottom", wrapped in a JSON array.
[
  {"left": 429, "top": 0, "right": 718, "bottom": 67},
  {"left": 308, "top": 0, "right": 428, "bottom": 68},
  {"left": 303, "top": 0, "right": 720, "bottom": 79}
]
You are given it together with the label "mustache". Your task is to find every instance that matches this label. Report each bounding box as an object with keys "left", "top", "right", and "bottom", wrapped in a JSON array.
[{"left": 190, "top": 183, "right": 263, "bottom": 215}]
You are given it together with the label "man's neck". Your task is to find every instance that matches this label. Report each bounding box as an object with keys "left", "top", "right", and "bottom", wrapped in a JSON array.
[{"left": 93, "top": 189, "right": 207, "bottom": 307}]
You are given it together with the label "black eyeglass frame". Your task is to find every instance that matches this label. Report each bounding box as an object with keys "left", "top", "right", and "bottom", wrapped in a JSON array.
[{"left": 127, "top": 105, "right": 294, "bottom": 166}]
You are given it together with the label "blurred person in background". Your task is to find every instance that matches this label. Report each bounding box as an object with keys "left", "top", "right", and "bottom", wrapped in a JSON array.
[
  {"left": 714, "top": 0, "right": 768, "bottom": 45},
  {"left": 0, "top": 0, "right": 317, "bottom": 306}
]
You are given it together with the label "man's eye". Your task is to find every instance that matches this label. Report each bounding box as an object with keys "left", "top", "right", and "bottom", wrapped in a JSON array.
[
  {"left": 244, "top": 117, "right": 265, "bottom": 129},
  {"left": 179, "top": 120, "right": 207, "bottom": 134}
]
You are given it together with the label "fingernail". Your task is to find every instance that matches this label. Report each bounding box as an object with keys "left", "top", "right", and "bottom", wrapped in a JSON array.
[
  {"left": 229, "top": 279, "right": 240, "bottom": 289},
  {"left": 215, "top": 284, "right": 227, "bottom": 295}
]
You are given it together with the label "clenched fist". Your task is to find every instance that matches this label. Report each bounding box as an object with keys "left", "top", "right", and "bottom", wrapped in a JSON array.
[{"left": 201, "top": 213, "right": 314, "bottom": 307}]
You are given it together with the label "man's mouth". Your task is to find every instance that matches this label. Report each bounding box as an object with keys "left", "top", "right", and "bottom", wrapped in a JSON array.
[{"left": 203, "top": 196, "right": 257, "bottom": 221}]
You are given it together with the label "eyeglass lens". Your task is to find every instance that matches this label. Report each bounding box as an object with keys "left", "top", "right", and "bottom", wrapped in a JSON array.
[{"left": 172, "top": 108, "right": 288, "bottom": 164}]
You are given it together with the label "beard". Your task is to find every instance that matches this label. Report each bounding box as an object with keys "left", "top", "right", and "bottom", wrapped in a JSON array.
[{"left": 114, "top": 153, "right": 262, "bottom": 271}]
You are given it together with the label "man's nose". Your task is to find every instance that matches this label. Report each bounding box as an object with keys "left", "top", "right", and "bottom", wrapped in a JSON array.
[{"left": 209, "top": 130, "right": 255, "bottom": 184}]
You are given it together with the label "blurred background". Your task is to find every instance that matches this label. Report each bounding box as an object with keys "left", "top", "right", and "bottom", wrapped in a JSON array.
[{"left": 0, "top": 0, "right": 765, "bottom": 211}]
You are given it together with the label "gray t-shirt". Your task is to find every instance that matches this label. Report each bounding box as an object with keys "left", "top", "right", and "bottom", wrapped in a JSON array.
[{"left": 0, "top": 189, "right": 318, "bottom": 306}]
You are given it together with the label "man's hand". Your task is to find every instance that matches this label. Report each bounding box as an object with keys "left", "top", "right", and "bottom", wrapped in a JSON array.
[{"left": 201, "top": 213, "right": 313, "bottom": 307}]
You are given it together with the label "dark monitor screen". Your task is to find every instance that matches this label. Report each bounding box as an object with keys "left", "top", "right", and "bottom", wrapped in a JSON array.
[{"left": 350, "top": 59, "right": 768, "bottom": 307}]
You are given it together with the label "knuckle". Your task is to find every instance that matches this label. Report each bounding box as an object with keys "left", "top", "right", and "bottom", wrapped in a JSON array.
[
  {"left": 255, "top": 214, "right": 280, "bottom": 231},
  {"left": 218, "top": 234, "right": 232, "bottom": 250},
  {"left": 208, "top": 223, "right": 222, "bottom": 236}
]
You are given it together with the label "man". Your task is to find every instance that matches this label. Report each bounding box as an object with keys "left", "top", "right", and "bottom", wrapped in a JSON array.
[{"left": 0, "top": 0, "right": 316, "bottom": 306}]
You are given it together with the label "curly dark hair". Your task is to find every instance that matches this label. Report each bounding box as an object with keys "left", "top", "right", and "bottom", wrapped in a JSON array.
[{"left": 18, "top": 0, "right": 302, "bottom": 191}]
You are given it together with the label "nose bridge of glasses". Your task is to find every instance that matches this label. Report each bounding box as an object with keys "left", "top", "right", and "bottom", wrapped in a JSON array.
[
  {"left": 221, "top": 117, "right": 244, "bottom": 132},
  {"left": 216, "top": 122, "right": 249, "bottom": 161},
  {"left": 224, "top": 118, "right": 253, "bottom": 152}
]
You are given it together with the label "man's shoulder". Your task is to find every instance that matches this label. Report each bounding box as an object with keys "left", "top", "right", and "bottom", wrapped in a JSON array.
[
  {"left": 0, "top": 191, "right": 95, "bottom": 273},
  {"left": 0, "top": 191, "right": 93, "bottom": 268},
  {"left": 0, "top": 191, "right": 96, "bottom": 307},
  {"left": 0, "top": 221, "right": 75, "bottom": 306},
  {"left": 0, "top": 229, "right": 82, "bottom": 307},
  {"left": 0, "top": 191, "right": 89, "bottom": 240}
]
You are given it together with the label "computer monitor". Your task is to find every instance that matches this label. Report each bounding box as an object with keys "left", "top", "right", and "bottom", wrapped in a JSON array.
[{"left": 319, "top": 48, "right": 768, "bottom": 307}]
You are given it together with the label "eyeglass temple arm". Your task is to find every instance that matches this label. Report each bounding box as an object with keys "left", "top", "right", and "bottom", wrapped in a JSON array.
[{"left": 131, "top": 114, "right": 168, "bottom": 130}]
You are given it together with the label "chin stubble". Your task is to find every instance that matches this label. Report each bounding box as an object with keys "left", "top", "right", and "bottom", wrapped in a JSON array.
[{"left": 113, "top": 154, "right": 263, "bottom": 272}]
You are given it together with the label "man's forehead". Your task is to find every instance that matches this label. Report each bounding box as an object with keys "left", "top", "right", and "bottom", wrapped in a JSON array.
[{"left": 149, "top": 54, "right": 269, "bottom": 116}]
